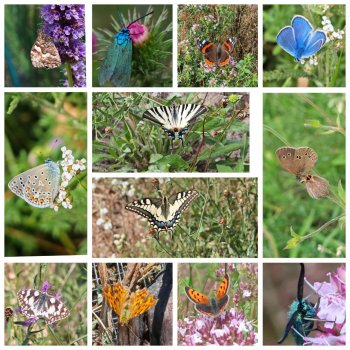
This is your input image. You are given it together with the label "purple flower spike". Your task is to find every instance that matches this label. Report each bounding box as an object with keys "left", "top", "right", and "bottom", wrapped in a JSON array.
[
  {"left": 41, "top": 279, "right": 51, "bottom": 293},
  {"left": 24, "top": 317, "right": 39, "bottom": 326},
  {"left": 40, "top": 4, "right": 86, "bottom": 87}
]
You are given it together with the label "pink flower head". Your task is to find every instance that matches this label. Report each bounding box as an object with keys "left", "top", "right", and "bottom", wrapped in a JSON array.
[{"left": 128, "top": 22, "right": 149, "bottom": 46}]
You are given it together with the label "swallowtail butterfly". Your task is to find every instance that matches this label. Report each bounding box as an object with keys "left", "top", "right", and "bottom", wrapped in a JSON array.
[
  {"left": 30, "top": 31, "right": 61, "bottom": 69},
  {"left": 125, "top": 190, "right": 199, "bottom": 238},
  {"left": 17, "top": 288, "right": 70, "bottom": 325},
  {"left": 142, "top": 104, "right": 207, "bottom": 148}
]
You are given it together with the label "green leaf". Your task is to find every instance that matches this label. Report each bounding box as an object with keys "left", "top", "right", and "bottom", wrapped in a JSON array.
[
  {"left": 7, "top": 96, "right": 20, "bottom": 115},
  {"left": 337, "top": 180, "right": 345, "bottom": 203},
  {"left": 149, "top": 153, "right": 164, "bottom": 163},
  {"left": 154, "top": 154, "right": 189, "bottom": 171},
  {"left": 283, "top": 227, "right": 301, "bottom": 250},
  {"left": 198, "top": 143, "right": 242, "bottom": 161},
  {"left": 216, "top": 164, "right": 233, "bottom": 172}
]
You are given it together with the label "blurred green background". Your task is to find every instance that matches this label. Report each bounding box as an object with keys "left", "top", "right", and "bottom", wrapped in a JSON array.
[
  {"left": 5, "top": 5, "right": 67, "bottom": 87},
  {"left": 5, "top": 92, "right": 87, "bottom": 256},
  {"left": 263, "top": 263, "right": 340, "bottom": 345},
  {"left": 263, "top": 93, "right": 345, "bottom": 258},
  {"left": 5, "top": 263, "right": 87, "bottom": 345},
  {"left": 263, "top": 4, "right": 345, "bottom": 87},
  {"left": 92, "top": 5, "right": 172, "bottom": 87}
]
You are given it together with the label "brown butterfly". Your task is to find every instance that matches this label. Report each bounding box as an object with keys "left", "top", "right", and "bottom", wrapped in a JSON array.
[
  {"left": 30, "top": 31, "right": 61, "bottom": 69},
  {"left": 185, "top": 274, "right": 229, "bottom": 317},
  {"left": 276, "top": 146, "right": 329, "bottom": 199}
]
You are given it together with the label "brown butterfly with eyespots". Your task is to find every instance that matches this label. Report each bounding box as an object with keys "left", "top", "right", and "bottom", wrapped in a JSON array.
[{"left": 276, "top": 146, "right": 329, "bottom": 199}]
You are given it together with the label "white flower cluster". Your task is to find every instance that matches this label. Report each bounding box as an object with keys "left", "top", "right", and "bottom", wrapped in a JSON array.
[
  {"left": 322, "top": 16, "right": 344, "bottom": 42},
  {"left": 52, "top": 146, "right": 87, "bottom": 211},
  {"left": 96, "top": 207, "right": 113, "bottom": 230}
]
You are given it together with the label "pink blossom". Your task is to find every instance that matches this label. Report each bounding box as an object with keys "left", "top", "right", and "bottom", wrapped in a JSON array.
[{"left": 128, "top": 22, "right": 149, "bottom": 45}]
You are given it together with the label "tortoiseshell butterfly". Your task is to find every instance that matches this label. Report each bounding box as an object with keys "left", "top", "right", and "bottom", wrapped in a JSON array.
[{"left": 185, "top": 273, "right": 230, "bottom": 317}]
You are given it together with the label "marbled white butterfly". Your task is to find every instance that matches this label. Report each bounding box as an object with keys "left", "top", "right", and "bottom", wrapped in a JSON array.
[
  {"left": 17, "top": 288, "right": 70, "bottom": 325},
  {"left": 30, "top": 31, "right": 61, "bottom": 69}
]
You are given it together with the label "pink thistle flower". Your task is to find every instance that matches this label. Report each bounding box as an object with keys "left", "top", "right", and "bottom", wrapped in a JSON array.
[{"left": 128, "top": 22, "right": 149, "bottom": 46}]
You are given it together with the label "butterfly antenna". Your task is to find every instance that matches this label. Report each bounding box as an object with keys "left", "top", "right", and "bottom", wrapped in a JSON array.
[{"left": 127, "top": 11, "right": 154, "bottom": 27}]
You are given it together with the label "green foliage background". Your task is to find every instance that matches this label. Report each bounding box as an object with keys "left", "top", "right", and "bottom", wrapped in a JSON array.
[
  {"left": 5, "top": 263, "right": 87, "bottom": 345},
  {"left": 5, "top": 92, "right": 87, "bottom": 256},
  {"left": 263, "top": 93, "right": 345, "bottom": 258},
  {"left": 92, "top": 92, "right": 249, "bottom": 173},
  {"left": 263, "top": 4, "right": 345, "bottom": 87},
  {"left": 93, "top": 5, "right": 172, "bottom": 87}
]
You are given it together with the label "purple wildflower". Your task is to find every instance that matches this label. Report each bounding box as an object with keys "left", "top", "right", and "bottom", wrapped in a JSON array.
[
  {"left": 24, "top": 317, "right": 39, "bottom": 326},
  {"left": 178, "top": 308, "right": 257, "bottom": 345},
  {"left": 41, "top": 279, "right": 51, "bottom": 293},
  {"left": 40, "top": 5, "right": 86, "bottom": 87}
]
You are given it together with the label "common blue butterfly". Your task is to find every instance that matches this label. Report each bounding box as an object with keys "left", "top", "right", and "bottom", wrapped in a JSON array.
[
  {"left": 98, "top": 11, "right": 154, "bottom": 87},
  {"left": 276, "top": 15, "right": 327, "bottom": 61},
  {"left": 8, "top": 159, "right": 60, "bottom": 208}
]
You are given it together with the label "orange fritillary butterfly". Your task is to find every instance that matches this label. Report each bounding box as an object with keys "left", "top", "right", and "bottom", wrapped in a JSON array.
[
  {"left": 185, "top": 273, "right": 230, "bottom": 317},
  {"left": 102, "top": 282, "right": 158, "bottom": 324}
]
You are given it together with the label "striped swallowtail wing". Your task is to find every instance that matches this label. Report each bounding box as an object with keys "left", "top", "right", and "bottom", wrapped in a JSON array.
[
  {"left": 142, "top": 104, "right": 207, "bottom": 148},
  {"left": 125, "top": 190, "right": 199, "bottom": 238}
]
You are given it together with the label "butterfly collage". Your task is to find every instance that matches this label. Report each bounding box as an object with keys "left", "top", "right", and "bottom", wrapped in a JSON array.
[{"left": 1, "top": 1, "right": 347, "bottom": 348}]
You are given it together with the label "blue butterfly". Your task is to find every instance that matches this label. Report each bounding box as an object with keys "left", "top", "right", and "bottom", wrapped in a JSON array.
[
  {"left": 99, "top": 11, "right": 153, "bottom": 87},
  {"left": 276, "top": 15, "right": 327, "bottom": 61}
]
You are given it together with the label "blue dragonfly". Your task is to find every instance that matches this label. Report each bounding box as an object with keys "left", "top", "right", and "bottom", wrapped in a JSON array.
[
  {"left": 99, "top": 11, "right": 154, "bottom": 87},
  {"left": 276, "top": 15, "right": 327, "bottom": 61}
]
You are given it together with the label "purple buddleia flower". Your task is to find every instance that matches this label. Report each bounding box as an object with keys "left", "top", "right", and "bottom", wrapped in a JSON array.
[{"left": 40, "top": 4, "right": 86, "bottom": 87}]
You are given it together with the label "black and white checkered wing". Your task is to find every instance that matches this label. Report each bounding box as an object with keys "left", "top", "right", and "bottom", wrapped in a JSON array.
[{"left": 17, "top": 289, "right": 70, "bottom": 325}]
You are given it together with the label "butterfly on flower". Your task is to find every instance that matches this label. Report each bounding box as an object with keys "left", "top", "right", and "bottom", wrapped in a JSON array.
[
  {"left": 30, "top": 30, "right": 62, "bottom": 69},
  {"left": 102, "top": 282, "right": 158, "bottom": 325},
  {"left": 17, "top": 282, "right": 70, "bottom": 325},
  {"left": 98, "top": 11, "right": 154, "bottom": 87},
  {"left": 185, "top": 274, "right": 230, "bottom": 317},
  {"left": 8, "top": 159, "right": 61, "bottom": 208}
]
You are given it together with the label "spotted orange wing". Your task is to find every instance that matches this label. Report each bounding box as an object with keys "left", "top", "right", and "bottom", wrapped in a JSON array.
[
  {"left": 216, "top": 273, "right": 230, "bottom": 299},
  {"left": 129, "top": 288, "right": 158, "bottom": 319},
  {"left": 102, "top": 282, "right": 158, "bottom": 325},
  {"left": 185, "top": 286, "right": 210, "bottom": 305},
  {"left": 102, "top": 282, "right": 128, "bottom": 318}
]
